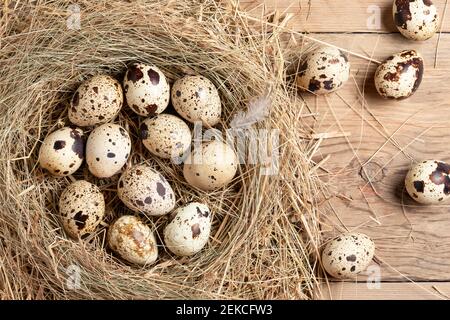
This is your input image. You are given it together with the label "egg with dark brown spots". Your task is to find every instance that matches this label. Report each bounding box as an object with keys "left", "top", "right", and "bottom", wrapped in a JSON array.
[
  {"left": 123, "top": 63, "right": 170, "bottom": 116},
  {"left": 86, "top": 123, "right": 131, "bottom": 178},
  {"left": 107, "top": 215, "right": 158, "bottom": 265},
  {"left": 322, "top": 232, "right": 375, "bottom": 279},
  {"left": 393, "top": 0, "right": 439, "bottom": 41},
  {"left": 183, "top": 140, "right": 238, "bottom": 191},
  {"left": 69, "top": 75, "right": 123, "bottom": 127},
  {"left": 374, "top": 50, "right": 424, "bottom": 99},
  {"left": 117, "top": 164, "right": 175, "bottom": 216},
  {"left": 164, "top": 202, "right": 211, "bottom": 256},
  {"left": 38, "top": 126, "right": 85, "bottom": 177},
  {"left": 296, "top": 45, "right": 350, "bottom": 95},
  {"left": 141, "top": 114, "right": 191, "bottom": 161},
  {"left": 405, "top": 160, "right": 450, "bottom": 204},
  {"left": 59, "top": 180, "right": 105, "bottom": 238},
  {"left": 171, "top": 75, "right": 221, "bottom": 126}
]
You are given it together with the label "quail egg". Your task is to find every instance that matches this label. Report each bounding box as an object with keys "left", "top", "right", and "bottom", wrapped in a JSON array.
[
  {"left": 183, "top": 140, "right": 238, "bottom": 191},
  {"left": 171, "top": 75, "right": 221, "bottom": 126},
  {"left": 296, "top": 45, "right": 350, "bottom": 95},
  {"left": 86, "top": 123, "right": 131, "bottom": 178},
  {"left": 69, "top": 75, "right": 123, "bottom": 127},
  {"left": 117, "top": 164, "right": 175, "bottom": 216},
  {"left": 374, "top": 50, "right": 424, "bottom": 99},
  {"left": 164, "top": 202, "right": 211, "bottom": 256},
  {"left": 140, "top": 114, "right": 191, "bottom": 161},
  {"left": 59, "top": 180, "right": 105, "bottom": 238},
  {"left": 322, "top": 232, "right": 375, "bottom": 279},
  {"left": 108, "top": 215, "right": 158, "bottom": 266},
  {"left": 123, "top": 63, "right": 170, "bottom": 116},
  {"left": 38, "top": 126, "right": 84, "bottom": 176},
  {"left": 405, "top": 160, "right": 450, "bottom": 204},
  {"left": 393, "top": 0, "right": 439, "bottom": 41}
]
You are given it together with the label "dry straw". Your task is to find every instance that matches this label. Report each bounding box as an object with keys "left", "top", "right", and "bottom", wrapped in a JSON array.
[{"left": 0, "top": 0, "right": 327, "bottom": 299}]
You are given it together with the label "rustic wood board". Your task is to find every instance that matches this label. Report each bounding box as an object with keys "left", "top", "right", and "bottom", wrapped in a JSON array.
[
  {"left": 242, "top": 0, "right": 450, "bottom": 32},
  {"left": 245, "top": 0, "right": 450, "bottom": 299}
]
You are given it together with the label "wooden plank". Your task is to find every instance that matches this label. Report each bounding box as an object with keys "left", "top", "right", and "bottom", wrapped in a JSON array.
[
  {"left": 241, "top": 0, "right": 450, "bottom": 33},
  {"left": 296, "top": 33, "right": 450, "bottom": 281},
  {"left": 320, "top": 282, "right": 450, "bottom": 300}
]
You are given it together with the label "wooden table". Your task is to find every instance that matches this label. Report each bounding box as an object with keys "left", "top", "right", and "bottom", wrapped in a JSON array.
[{"left": 243, "top": 0, "right": 450, "bottom": 300}]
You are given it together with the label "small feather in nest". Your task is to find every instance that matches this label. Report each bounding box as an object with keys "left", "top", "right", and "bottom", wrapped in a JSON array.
[{"left": 230, "top": 96, "right": 270, "bottom": 129}]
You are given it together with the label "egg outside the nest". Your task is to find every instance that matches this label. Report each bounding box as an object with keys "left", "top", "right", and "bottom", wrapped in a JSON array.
[
  {"left": 322, "top": 232, "right": 375, "bottom": 279},
  {"left": 374, "top": 50, "right": 424, "bottom": 99},
  {"left": 405, "top": 160, "right": 450, "bottom": 204},
  {"left": 393, "top": 0, "right": 439, "bottom": 41},
  {"left": 296, "top": 45, "right": 350, "bottom": 95}
]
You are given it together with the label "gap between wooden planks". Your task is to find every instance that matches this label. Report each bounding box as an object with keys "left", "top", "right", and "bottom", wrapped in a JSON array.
[{"left": 245, "top": 0, "right": 450, "bottom": 297}]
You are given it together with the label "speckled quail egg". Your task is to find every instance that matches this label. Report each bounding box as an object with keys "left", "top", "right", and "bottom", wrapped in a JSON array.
[
  {"left": 164, "top": 202, "right": 211, "bottom": 257},
  {"left": 107, "top": 215, "right": 158, "bottom": 266},
  {"left": 86, "top": 123, "right": 131, "bottom": 178},
  {"left": 183, "top": 140, "right": 238, "bottom": 191},
  {"left": 322, "top": 232, "right": 375, "bottom": 279},
  {"left": 374, "top": 50, "right": 424, "bottom": 99},
  {"left": 140, "top": 114, "right": 191, "bottom": 161},
  {"left": 117, "top": 164, "right": 175, "bottom": 216},
  {"left": 296, "top": 45, "right": 350, "bottom": 95},
  {"left": 38, "top": 126, "right": 84, "bottom": 176},
  {"left": 171, "top": 75, "right": 221, "bottom": 126},
  {"left": 69, "top": 75, "right": 123, "bottom": 127},
  {"left": 123, "top": 63, "right": 170, "bottom": 116},
  {"left": 405, "top": 160, "right": 450, "bottom": 204},
  {"left": 59, "top": 180, "right": 105, "bottom": 238},
  {"left": 393, "top": 0, "right": 439, "bottom": 41}
]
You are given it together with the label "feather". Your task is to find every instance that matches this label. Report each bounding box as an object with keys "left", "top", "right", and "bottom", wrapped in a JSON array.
[{"left": 230, "top": 96, "right": 270, "bottom": 129}]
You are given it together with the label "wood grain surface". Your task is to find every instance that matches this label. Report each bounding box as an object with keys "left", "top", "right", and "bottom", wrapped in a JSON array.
[{"left": 244, "top": 0, "right": 450, "bottom": 299}]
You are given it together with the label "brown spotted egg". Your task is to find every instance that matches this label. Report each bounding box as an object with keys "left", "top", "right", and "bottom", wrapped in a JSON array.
[
  {"left": 164, "top": 202, "right": 211, "bottom": 257},
  {"left": 38, "top": 126, "right": 84, "bottom": 177},
  {"left": 86, "top": 123, "right": 131, "bottom": 178},
  {"left": 296, "top": 45, "right": 350, "bottom": 95},
  {"left": 393, "top": 0, "right": 439, "bottom": 41},
  {"left": 108, "top": 215, "right": 158, "bottom": 266},
  {"left": 59, "top": 180, "right": 105, "bottom": 238},
  {"left": 140, "top": 114, "right": 191, "bottom": 161},
  {"left": 183, "top": 140, "right": 238, "bottom": 191},
  {"left": 171, "top": 75, "right": 221, "bottom": 126},
  {"left": 117, "top": 164, "right": 175, "bottom": 216},
  {"left": 69, "top": 75, "right": 123, "bottom": 127},
  {"left": 322, "top": 232, "right": 375, "bottom": 279},
  {"left": 405, "top": 160, "right": 450, "bottom": 204},
  {"left": 374, "top": 50, "right": 424, "bottom": 99},
  {"left": 123, "top": 63, "right": 170, "bottom": 117}
]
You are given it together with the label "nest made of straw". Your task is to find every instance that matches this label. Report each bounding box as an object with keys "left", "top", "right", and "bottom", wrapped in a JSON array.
[{"left": 0, "top": 0, "right": 326, "bottom": 299}]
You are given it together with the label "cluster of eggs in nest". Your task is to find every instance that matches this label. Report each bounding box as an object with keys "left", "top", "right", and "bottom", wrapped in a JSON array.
[
  {"left": 303, "top": 0, "right": 441, "bottom": 279},
  {"left": 38, "top": 63, "right": 239, "bottom": 265}
]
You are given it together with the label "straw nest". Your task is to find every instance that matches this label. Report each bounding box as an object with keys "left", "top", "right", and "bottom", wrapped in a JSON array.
[{"left": 0, "top": 0, "right": 326, "bottom": 299}]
